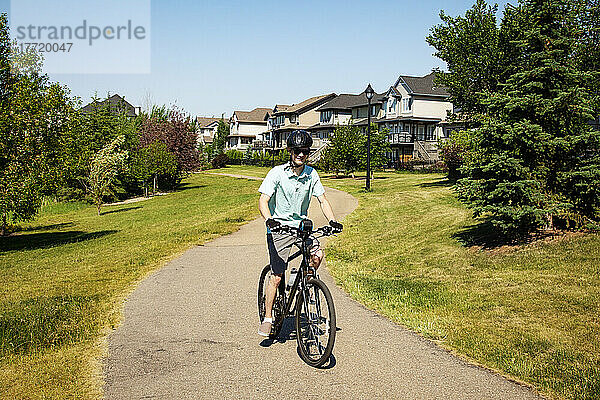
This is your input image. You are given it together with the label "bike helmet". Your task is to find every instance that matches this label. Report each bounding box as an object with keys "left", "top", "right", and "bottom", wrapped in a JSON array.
[{"left": 286, "top": 130, "right": 313, "bottom": 150}]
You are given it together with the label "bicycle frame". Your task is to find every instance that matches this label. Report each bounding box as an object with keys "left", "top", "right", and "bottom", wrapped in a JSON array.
[
  {"left": 278, "top": 236, "right": 312, "bottom": 318},
  {"left": 279, "top": 222, "right": 331, "bottom": 318}
]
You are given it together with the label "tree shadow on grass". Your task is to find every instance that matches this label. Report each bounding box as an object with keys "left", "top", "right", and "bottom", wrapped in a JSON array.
[
  {"left": 101, "top": 206, "right": 142, "bottom": 215},
  {"left": 178, "top": 183, "right": 208, "bottom": 191},
  {"left": 352, "top": 176, "right": 390, "bottom": 180},
  {"left": 452, "top": 220, "right": 519, "bottom": 249},
  {"left": 0, "top": 230, "right": 118, "bottom": 252},
  {"left": 20, "top": 222, "right": 75, "bottom": 232},
  {"left": 419, "top": 178, "right": 454, "bottom": 188}
]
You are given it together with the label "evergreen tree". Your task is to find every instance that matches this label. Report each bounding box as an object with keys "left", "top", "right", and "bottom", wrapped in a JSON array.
[
  {"left": 211, "top": 119, "right": 229, "bottom": 158},
  {"left": 456, "top": 0, "right": 600, "bottom": 235}
]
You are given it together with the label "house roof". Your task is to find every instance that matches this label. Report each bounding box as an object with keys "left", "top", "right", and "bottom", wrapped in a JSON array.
[
  {"left": 348, "top": 92, "right": 386, "bottom": 108},
  {"left": 233, "top": 107, "right": 271, "bottom": 123},
  {"left": 196, "top": 117, "right": 223, "bottom": 127},
  {"left": 81, "top": 94, "right": 137, "bottom": 117},
  {"left": 273, "top": 93, "right": 336, "bottom": 115},
  {"left": 274, "top": 104, "right": 291, "bottom": 112},
  {"left": 394, "top": 72, "right": 449, "bottom": 97},
  {"left": 316, "top": 94, "right": 366, "bottom": 111}
]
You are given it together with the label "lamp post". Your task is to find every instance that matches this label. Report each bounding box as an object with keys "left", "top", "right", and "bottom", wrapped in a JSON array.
[
  {"left": 365, "top": 84, "right": 374, "bottom": 191},
  {"left": 271, "top": 117, "right": 275, "bottom": 168}
]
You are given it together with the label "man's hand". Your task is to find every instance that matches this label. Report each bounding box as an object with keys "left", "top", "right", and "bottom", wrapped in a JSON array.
[
  {"left": 329, "top": 220, "right": 343, "bottom": 233},
  {"left": 266, "top": 218, "right": 281, "bottom": 231}
]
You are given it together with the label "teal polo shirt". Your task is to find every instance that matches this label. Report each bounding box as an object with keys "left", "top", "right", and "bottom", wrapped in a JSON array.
[{"left": 258, "top": 163, "right": 326, "bottom": 228}]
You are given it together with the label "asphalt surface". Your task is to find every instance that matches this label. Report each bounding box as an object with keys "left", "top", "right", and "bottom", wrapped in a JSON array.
[{"left": 103, "top": 180, "right": 544, "bottom": 399}]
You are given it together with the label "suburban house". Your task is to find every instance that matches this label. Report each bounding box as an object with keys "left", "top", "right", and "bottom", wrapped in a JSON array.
[
  {"left": 227, "top": 107, "right": 271, "bottom": 151},
  {"left": 374, "top": 72, "right": 453, "bottom": 163},
  {"left": 81, "top": 94, "right": 140, "bottom": 117},
  {"left": 196, "top": 117, "right": 224, "bottom": 147},
  {"left": 308, "top": 93, "right": 380, "bottom": 140},
  {"left": 266, "top": 93, "right": 337, "bottom": 152}
]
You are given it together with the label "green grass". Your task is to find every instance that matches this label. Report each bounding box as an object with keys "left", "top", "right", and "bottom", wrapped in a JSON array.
[
  {"left": 318, "top": 171, "right": 599, "bottom": 400},
  {"left": 210, "top": 165, "right": 271, "bottom": 178},
  {"left": 0, "top": 173, "right": 261, "bottom": 399}
]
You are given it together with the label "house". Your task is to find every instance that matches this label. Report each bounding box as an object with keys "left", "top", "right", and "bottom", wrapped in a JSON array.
[
  {"left": 308, "top": 93, "right": 380, "bottom": 140},
  {"left": 81, "top": 94, "right": 140, "bottom": 118},
  {"left": 375, "top": 72, "right": 453, "bottom": 163},
  {"left": 228, "top": 107, "right": 271, "bottom": 151},
  {"left": 267, "top": 93, "right": 337, "bottom": 151},
  {"left": 196, "top": 117, "right": 224, "bottom": 147},
  {"left": 305, "top": 73, "right": 453, "bottom": 164}
]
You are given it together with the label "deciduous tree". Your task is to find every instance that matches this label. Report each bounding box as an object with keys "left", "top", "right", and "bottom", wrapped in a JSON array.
[{"left": 83, "top": 136, "right": 128, "bottom": 215}]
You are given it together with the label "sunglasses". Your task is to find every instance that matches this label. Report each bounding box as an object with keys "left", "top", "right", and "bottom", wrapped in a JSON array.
[{"left": 292, "top": 148, "right": 311, "bottom": 156}]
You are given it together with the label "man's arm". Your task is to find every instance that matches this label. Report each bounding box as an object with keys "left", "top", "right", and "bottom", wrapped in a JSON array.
[
  {"left": 259, "top": 193, "right": 272, "bottom": 221},
  {"left": 316, "top": 194, "right": 336, "bottom": 222}
]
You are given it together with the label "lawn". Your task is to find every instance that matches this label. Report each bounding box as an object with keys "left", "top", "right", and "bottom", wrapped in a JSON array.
[
  {"left": 318, "top": 170, "right": 600, "bottom": 400},
  {"left": 0, "top": 173, "right": 262, "bottom": 399},
  {"left": 210, "top": 165, "right": 271, "bottom": 178}
]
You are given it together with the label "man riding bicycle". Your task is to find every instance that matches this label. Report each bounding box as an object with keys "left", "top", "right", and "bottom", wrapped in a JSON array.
[{"left": 257, "top": 130, "right": 343, "bottom": 337}]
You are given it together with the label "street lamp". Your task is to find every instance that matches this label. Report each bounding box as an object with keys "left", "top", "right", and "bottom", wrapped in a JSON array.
[
  {"left": 365, "top": 84, "right": 374, "bottom": 191},
  {"left": 271, "top": 116, "right": 275, "bottom": 167}
]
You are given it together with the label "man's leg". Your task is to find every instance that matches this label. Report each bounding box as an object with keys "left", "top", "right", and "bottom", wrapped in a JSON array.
[
  {"left": 308, "top": 236, "right": 324, "bottom": 270},
  {"left": 264, "top": 273, "right": 282, "bottom": 319},
  {"left": 260, "top": 233, "right": 292, "bottom": 336},
  {"left": 310, "top": 248, "right": 324, "bottom": 269}
]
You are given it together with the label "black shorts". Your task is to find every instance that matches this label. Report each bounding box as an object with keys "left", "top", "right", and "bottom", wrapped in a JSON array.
[{"left": 266, "top": 232, "right": 320, "bottom": 275}]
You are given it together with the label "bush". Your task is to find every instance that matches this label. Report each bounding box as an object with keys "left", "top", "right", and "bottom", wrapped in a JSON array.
[
  {"left": 211, "top": 153, "right": 229, "bottom": 169},
  {"left": 225, "top": 149, "right": 244, "bottom": 165},
  {"left": 437, "top": 130, "right": 476, "bottom": 180}
]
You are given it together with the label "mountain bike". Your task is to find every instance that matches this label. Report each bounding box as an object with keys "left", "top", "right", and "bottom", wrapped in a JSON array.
[{"left": 257, "top": 219, "right": 338, "bottom": 367}]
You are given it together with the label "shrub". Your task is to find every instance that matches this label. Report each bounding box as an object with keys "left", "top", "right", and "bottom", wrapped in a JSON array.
[{"left": 211, "top": 153, "right": 229, "bottom": 169}]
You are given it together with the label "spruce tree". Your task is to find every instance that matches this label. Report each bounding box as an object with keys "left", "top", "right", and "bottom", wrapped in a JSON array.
[{"left": 456, "top": 0, "right": 600, "bottom": 235}]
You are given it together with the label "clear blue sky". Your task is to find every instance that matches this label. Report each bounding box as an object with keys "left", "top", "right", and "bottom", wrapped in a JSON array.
[{"left": 1, "top": 0, "right": 511, "bottom": 117}]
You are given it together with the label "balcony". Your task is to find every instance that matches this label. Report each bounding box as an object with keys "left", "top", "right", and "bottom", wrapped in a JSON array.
[{"left": 388, "top": 132, "right": 413, "bottom": 144}]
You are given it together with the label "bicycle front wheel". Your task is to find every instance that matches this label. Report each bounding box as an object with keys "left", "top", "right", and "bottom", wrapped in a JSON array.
[{"left": 295, "top": 278, "right": 336, "bottom": 367}]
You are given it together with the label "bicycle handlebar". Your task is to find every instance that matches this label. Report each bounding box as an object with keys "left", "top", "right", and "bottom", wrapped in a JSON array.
[{"left": 271, "top": 223, "right": 340, "bottom": 236}]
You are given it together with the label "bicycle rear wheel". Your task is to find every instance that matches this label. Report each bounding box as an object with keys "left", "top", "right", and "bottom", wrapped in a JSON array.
[
  {"left": 295, "top": 278, "right": 336, "bottom": 367},
  {"left": 257, "top": 264, "right": 285, "bottom": 338}
]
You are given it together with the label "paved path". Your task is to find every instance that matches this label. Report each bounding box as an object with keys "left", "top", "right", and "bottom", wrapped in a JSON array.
[{"left": 103, "top": 178, "right": 544, "bottom": 399}]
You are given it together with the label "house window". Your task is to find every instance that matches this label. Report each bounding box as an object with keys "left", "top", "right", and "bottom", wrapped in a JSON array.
[
  {"left": 320, "top": 110, "right": 332, "bottom": 123},
  {"left": 402, "top": 98, "right": 412, "bottom": 112},
  {"left": 426, "top": 126, "right": 436, "bottom": 141},
  {"left": 370, "top": 105, "right": 377, "bottom": 117},
  {"left": 388, "top": 98, "right": 397, "bottom": 112},
  {"left": 290, "top": 114, "right": 297, "bottom": 124},
  {"left": 417, "top": 125, "right": 425, "bottom": 141}
]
